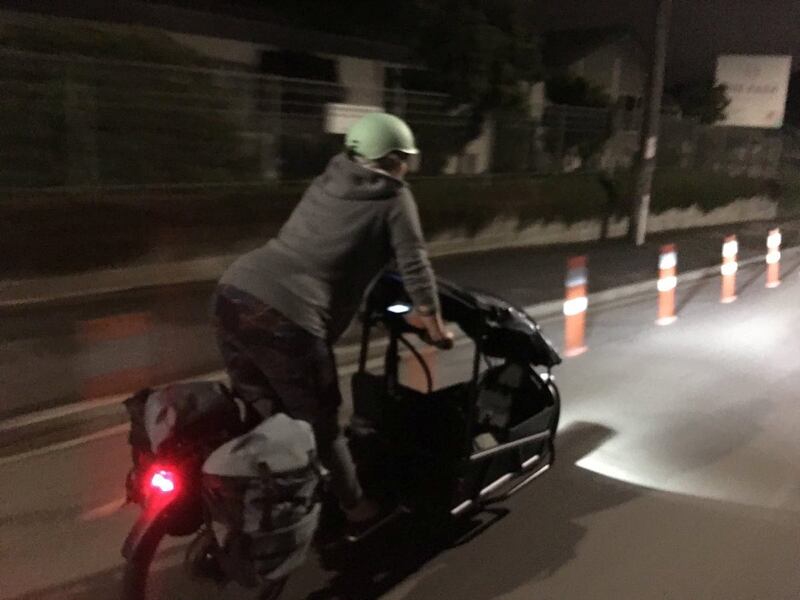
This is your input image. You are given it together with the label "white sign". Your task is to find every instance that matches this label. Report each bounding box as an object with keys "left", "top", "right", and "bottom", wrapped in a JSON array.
[
  {"left": 324, "top": 103, "right": 383, "bottom": 134},
  {"left": 715, "top": 55, "right": 792, "bottom": 128}
]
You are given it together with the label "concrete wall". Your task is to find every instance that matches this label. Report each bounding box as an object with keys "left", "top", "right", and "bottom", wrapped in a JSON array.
[
  {"left": 166, "top": 32, "right": 389, "bottom": 109},
  {"left": 166, "top": 31, "right": 265, "bottom": 66},
  {"left": 614, "top": 39, "right": 646, "bottom": 101},
  {"left": 336, "top": 56, "right": 385, "bottom": 106},
  {"left": 600, "top": 130, "right": 640, "bottom": 171},
  {"left": 574, "top": 46, "right": 614, "bottom": 97},
  {"left": 0, "top": 8, "right": 391, "bottom": 111},
  {"left": 569, "top": 39, "right": 645, "bottom": 103},
  {"left": 443, "top": 119, "right": 495, "bottom": 175},
  {"left": 427, "top": 196, "right": 778, "bottom": 256},
  {"left": 528, "top": 81, "right": 547, "bottom": 120}
]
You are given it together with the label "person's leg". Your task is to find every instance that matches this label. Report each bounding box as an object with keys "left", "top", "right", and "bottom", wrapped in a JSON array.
[
  {"left": 247, "top": 323, "right": 365, "bottom": 511},
  {"left": 214, "top": 286, "right": 279, "bottom": 420},
  {"left": 282, "top": 345, "right": 380, "bottom": 522},
  {"left": 213, "top": 286, "right": 367, "bottom": 512}
]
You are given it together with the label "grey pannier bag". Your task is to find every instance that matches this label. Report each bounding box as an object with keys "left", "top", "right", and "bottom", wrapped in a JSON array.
[
  {"left": 201, "top": 413, "right": 321, "bottom": 586},
  {"left": 141, "top": 381, "right": 243, "bottom": 453},
  {"left": 123, "top": 382, "right": 244, "bottom": 504}
]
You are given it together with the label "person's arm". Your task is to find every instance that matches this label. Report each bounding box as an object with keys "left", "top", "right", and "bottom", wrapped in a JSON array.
[{"left": 387, "top": 190, "right": 452, "bottom": 344}]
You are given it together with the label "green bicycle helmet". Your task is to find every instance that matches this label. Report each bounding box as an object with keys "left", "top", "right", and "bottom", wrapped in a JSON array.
[{"left": 345, "top": 112, "right": 419, "bottom": 160}]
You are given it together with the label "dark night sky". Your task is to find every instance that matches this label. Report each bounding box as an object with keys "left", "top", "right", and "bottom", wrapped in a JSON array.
[{"left": 531, "top": 0, "right": 800, "bottom": 82}]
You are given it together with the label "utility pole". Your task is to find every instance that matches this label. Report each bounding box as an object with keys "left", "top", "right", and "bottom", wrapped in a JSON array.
[{"left": 629, "top": 0, "right": 672, "bottom": 246}]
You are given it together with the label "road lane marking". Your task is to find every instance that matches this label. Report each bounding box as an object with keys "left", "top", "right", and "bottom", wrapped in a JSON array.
[
  {"left": 0, "top": 371, "right": 227, "bottom": 432},
  {"left": 79, "top": 496, "right": 128, "bottom": 521},
  {"left": 0, "top": 423, "right": 129, "bottom": 466}
]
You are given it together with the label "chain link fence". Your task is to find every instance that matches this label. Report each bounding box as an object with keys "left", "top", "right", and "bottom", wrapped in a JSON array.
[
  {"left": 0, "top": 48, "right": 794, "bottom": 190},
  {"left": 0, "top": 48, "right": 466, "bottom": 187}
]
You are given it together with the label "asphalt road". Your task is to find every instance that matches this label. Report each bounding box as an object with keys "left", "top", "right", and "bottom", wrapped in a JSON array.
[
  {"left": 2, "top": 219, "right": 796, "bottom": 419},
  {"left": 3, "top": 256, "right": 800, "bottom": 600}
]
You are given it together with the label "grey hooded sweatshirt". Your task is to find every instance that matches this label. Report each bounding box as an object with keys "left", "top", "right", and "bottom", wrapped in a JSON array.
[{"left": 219, "top": 153, "right": 439, "bottom": 342}]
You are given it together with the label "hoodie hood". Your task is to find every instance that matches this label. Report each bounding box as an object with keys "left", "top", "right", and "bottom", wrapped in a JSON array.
[{"left": 317, "top": 153, "right": 405, "bottom": 201}]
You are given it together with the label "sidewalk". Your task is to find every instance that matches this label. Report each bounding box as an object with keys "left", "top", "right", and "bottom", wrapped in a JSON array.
[{"left": 2, "top": 217, "right": 798, "bottom": 458}]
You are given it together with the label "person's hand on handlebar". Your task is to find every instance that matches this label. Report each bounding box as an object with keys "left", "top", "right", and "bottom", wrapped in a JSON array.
[{"left": 404, "top": 310, "right": 454, "bottom": 350}]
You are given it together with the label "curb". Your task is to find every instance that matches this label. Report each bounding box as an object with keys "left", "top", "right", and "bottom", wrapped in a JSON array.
[
  {"left": 0, "top": 254, "right": 240, "bottom": 310},
  {"left": 0, "top": 232, "right": 573, "bottom": 309},
  {"left": 581, "top": 246, "right": 800, "bottom": 309},
  {"left": 2, "top": 218, "right": 795, "bottom": 310},
  {"left": 4, "top": 246, "right": 796, "bottom": 453}
]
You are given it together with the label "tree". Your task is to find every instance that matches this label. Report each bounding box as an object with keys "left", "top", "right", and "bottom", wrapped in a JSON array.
[
  {"left": 413, "top": 0, "right": 543, "bottom": 119},
  {"left": 667, "top": 79, "right": 731, "bottom": 124},
  {"left": 545, "top": 74, "right": 610, "bottom": 107},
  {"left": 401, "top": 0, "right": 544, "bottom": 173},
  {"left": 268, "top": 0, "right": 544, "bottom": 122},
  {"left": 251, "top": 0, "right": 547, "bottom": 173}
]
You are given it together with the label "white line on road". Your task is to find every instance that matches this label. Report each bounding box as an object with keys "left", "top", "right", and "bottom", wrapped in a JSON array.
[
  {"left": 0, "top": 423, "right": 130, "bottom": 467},
  {"left": 0, "top": 392, "right": 133, "bottom": 432},
  {"left": 0, "top": 371, "right": 228, "bottom": 432},
  {"left": 79, "top": 496, "right": 128, "bottom": 521},
  {"left": 0, "top": 339, "right": 474, "bottom": 469}
]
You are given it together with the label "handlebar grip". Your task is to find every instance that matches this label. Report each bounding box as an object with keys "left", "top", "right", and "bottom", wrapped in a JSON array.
[{"left": 405, "top": 324, "right": 455, "bottom": 350}]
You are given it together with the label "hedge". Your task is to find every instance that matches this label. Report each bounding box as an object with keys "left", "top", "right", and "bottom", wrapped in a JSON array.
[{"left": 1, "top": 169, "right": 794, "bottom": 278}]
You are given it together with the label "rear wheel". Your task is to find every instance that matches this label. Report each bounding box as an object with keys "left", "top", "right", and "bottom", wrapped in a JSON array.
[
  {"left": 121, "top": 521, "right": 289, "bottom": 600},
  {"left": 121, "top": 517, "right": 168, "bottom": 600}
]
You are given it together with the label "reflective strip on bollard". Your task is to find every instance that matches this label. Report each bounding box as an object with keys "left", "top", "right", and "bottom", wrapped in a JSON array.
[
  {"left": 659, "top": 251, "right": 677, "bottom": 270},
  {"left": 657, "top": 276, "right": 677, "bottom": 292},
  {"left": 767, "top": 231, "right": 782, "bottom": 249},
  {"left": 766, "top": 228, "right": 781, "bottom": 288},
  {"left": 563, "top": 296, "right": 588, "bottom": 316},
  {"left": 722, "top": 239, "right": 739, "bottom": 258},
  {"left": 656, "top": 243, "right": 678, "bottom": 326},
  {"left": 720, "top": 235, "right": 738, "bottom": 304},
  {"left": 563, "top": 255, "right": 588, "bottom": 357}
]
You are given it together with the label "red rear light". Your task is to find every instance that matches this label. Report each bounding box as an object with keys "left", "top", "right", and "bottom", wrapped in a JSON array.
[{"left": 147, "top": 468, "right": 178, "bottom": 495}]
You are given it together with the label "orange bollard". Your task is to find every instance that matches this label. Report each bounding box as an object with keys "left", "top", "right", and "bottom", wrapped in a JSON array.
[
  {"left": 563, "top": 255, "right": 588, "bottom": 357},
  {"left": 656, "top": 244, "right": 678, "bottom": 325},
  {"left": 766, "top": 228, "right": 781, "bottom": 288},
  {"left": 720, "top": 235, "right": 738, "bottom": 304}
]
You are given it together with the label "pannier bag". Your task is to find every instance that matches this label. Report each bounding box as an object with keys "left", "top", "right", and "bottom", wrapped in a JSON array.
[{"left": 201, "top": 413, "right": 321, "bottom": 586}]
